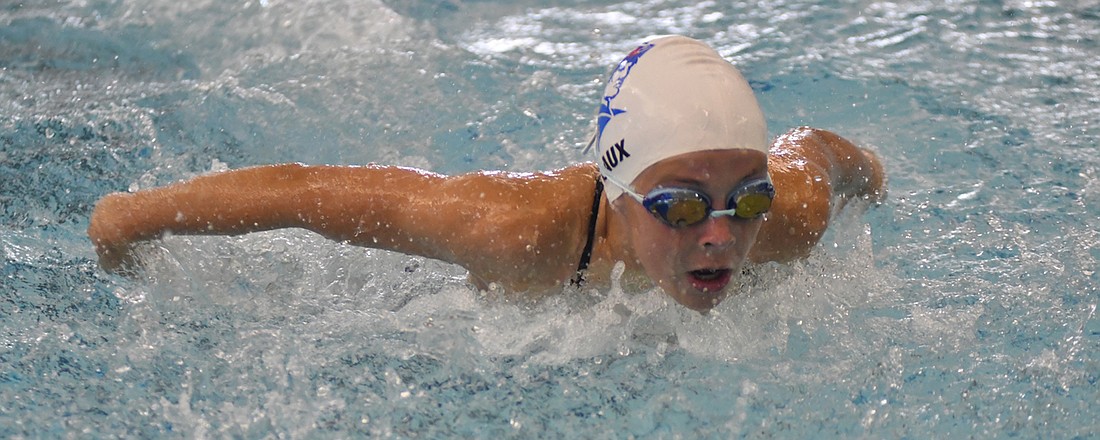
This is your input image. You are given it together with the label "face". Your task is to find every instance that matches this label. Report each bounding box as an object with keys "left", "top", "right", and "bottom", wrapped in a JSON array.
[{"left": 613, "top": 149, "right": 769, "bottom": 312}]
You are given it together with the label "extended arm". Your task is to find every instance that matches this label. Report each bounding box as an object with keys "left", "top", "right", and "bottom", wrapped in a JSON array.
[
  {"left": 750, "top": 127, "right": 885, "bottom": 262},
  {"left": 88, "top": 163, "right": 598, "bottom": 289},
  {"left": 87, "top": 163, "right": 443, "bottom": 271}
]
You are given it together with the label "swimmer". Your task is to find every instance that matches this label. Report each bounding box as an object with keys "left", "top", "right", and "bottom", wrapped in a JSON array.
[{"left": 88, "top": 35, "right": 885, "bottom": 312}]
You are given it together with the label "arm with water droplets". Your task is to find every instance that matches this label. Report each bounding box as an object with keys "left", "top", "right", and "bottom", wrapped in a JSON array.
[
  {"left": 87, "top": 163, "right": 455, "bottom": 272},
  {"left": 750, "top": 127, "right": 886, "bottom": 262},
  {"left": 87, "top": 162, "right": 595, "bottom": 290},
  {"left": 87, "top": 163, "right": 326, "bottom": 272}
]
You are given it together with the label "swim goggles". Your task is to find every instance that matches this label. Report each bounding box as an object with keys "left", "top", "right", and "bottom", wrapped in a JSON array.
[{"left": 604, "top": 174, "right": 775, "bottom": 228}]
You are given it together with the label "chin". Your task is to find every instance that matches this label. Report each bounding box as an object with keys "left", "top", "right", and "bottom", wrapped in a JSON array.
[{"left": 674, "top": 270, "right": 735, "bottom": 311}]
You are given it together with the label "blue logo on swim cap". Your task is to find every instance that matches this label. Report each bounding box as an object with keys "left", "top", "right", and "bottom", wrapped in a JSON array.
[{"left": 595, "top": 41, "right": 654, "bottom": 151}]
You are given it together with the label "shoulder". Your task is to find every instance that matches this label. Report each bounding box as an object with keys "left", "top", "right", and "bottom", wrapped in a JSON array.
[
  {"left": 752, "top": 129, "right": 838, "bottom": 262},
  {"left": 769, "top": 127, "right": 837, "bottom": 170},
  {"left": 769, "top": 126, "right": 886, "bottom": 203},
  {"left": 767, "top": 127, "right": 835, "bottom": 203},
  {"left": 442, "top": 163, "right": 603, "bottom": 290},
  {"left": 474, "top": 163, "right": 601, "bottom": 251},
  {"left": 753, "top": 126, "right": 884, "bottom": 262},
  {"left": 443, "top": 163, "right": 598, "bottom": 191}
]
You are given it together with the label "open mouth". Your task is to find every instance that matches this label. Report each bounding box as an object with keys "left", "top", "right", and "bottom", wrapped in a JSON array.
[{"left": 687, "top": 268, "right": 733, "bottom": 293}]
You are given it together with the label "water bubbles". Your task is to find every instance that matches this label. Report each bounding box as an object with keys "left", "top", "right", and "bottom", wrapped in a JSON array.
[
  {"left": 2, "top": 0, "right": 1095, "bottom": 436},
  {"left": 209, "top": 158, "right": 229, "bottom": 172}
]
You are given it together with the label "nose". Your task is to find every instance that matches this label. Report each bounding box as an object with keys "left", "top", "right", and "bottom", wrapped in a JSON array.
[{"left": 697, "top": 216, "right": 736, "bottom": 249}]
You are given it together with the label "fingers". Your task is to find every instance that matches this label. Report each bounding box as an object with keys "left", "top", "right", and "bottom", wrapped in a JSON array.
[
  {"left": 88, "top": 230, "right": 141, "bottom": 276},
  {"left": 88, "top": 192, "right": 141, "bottom": 275}
]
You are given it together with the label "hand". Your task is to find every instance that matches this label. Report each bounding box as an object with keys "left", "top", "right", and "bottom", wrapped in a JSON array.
[{"left": 87, "top": 192, "right": 141, "bottom": 275}]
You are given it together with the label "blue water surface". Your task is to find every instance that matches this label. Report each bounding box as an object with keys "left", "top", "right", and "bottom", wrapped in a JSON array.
[{"left": 2, "top": 0, "right": 1098, "bottom": 437}]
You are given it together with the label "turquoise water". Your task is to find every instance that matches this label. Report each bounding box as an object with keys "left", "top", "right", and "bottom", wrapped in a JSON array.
[{"left": 2, "top": 0, "right": 1098, "bottom": 437}]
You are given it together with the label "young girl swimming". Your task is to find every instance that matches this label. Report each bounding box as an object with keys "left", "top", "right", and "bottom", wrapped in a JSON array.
[{"left": 88, "top": 35, "right": 885, "bottom": 312}]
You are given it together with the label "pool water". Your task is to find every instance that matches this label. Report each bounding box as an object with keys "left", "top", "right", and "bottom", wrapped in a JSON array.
[{"left": 2, "top": 0, "right": 1098, "bottom": 437}]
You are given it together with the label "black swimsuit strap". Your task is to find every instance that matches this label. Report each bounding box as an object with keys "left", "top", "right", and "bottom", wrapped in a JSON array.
[{"left": 571, "top": 177, "right": 603, "bottom": 286}]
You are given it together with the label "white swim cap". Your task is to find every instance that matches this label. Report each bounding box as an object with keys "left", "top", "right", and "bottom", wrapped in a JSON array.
[{"left": 594, "top": 35, "right": 768, "bottom": 201}]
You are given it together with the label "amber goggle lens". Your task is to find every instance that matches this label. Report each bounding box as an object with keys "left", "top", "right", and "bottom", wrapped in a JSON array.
[{"left": 642, "top": 179, "right": 774, "bottom": 228}]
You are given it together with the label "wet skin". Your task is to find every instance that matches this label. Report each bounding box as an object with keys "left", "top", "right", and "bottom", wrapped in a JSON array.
[
  {"left": 609, "top": 149, "right": 768, "bottom": 311},
  {"left": 88, "top": 127, "right": 884, "bottom": 313}
]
